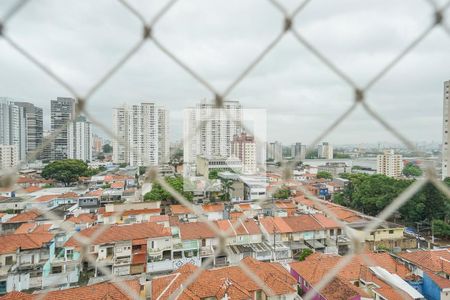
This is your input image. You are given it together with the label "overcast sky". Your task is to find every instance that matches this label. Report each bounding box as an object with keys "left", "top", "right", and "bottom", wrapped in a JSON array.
[{"left": 1, "top": 0, "right": 450, "bottom": 146}]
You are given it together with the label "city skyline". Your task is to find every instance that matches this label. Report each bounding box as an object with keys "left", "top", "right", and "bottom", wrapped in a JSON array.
[{"left": 1, "top": 1, "right": 449, "bottom": 145}]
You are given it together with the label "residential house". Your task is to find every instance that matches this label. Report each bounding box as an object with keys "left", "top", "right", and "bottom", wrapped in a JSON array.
[
  {"left": 152, "top": 256, "right": 297, "bottom": 300},
  {"left": 0, "top": 232, "right": 54, "bottom": 294}
]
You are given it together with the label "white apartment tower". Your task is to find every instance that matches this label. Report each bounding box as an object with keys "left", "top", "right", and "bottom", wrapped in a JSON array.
[
  {"left": 112, "top": 103, "right": 169, "bottom": 167},
  {"left": 267, "top": 141, "right": 283, "bottom": 162},
  {"left": 232, "top": 133, "right": 257, "bottom": 174},
  {"left": 14, "top": 102, "right": 43, "bottom": 161},
  {"left": 442, "top": 80, "right": 450, "bottom": 179},
  {"left": 0, "top": 145, "right": 18, "bottom": 169},
  {"left": 376, "top": 149, "right": 403, "bottom": 178},
  {"left": 68, "top": 115, "right": 92, "bottom": 162},
  {"left": 318, "top": 142, "right": 333, "bottom": 159},
  {"left": 184, "top": 100, "right": 242, "bottom": 164},
  {"left": 0, "top": 98, "right": 27, "bottom": 162}
]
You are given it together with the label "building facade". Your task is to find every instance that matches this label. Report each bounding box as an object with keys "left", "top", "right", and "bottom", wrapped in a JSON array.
[
  {"left": 291, "top": 142, "right": 306, "bottom": 160},
  {"left": 50, "top": 97, "right": 76, "bottom": 161},
  {"left": 68, "top": 115, "right": 92, "bottom": 162},
  {"left": 318, "top": 142, "right": 333, "bottom": 159},
  {"left": 0, "top": 145, "right": 18, "bottom": 169},
  {"left": 376, "top": 149, "right": 403, "bottom": 178},
  {"left": 0, "top": 98, "right": 27, "bottom": 162},
  {"left": 184, "top": 100, "right": 242, "bottom": 165},
  {"left": 231, "top": 132, "right": 257, "bottom": 174},
  {"left": 267, "top": 141, "right": 283, "bottom": 162},
  {"left": 112, "top": 103, "right": 169, "bottom": 166},
  {"left": 14, "top": 102, "right": 43, "bottom": 161},
  {"left": 442, "top": 80, "right": 450, "bottom": 179}
]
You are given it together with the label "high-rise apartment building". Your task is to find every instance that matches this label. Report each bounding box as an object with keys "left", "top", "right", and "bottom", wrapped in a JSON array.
[
  {"left": 0, "top": 145, "right": 18, "bottom": 169},
  {"left": 318, "top": 142, "right": 333, "bottom": 159},
  {"left": 92, "top": 134, "right": 103, "bottom": 154},
  {"left": 68, "top": 115, "right": 92, "bottom": 162},
  {"left": 442, "top": 80, "right": 450, "bottom": 179},
  {"left": 0, "top": 98, "right": 27, "bottom": 162},
  {"left": 14, "top": 102, "right": 43, "bottom": 161},
  {"left": 376, "top": 149, "right": 403, "bottom": 178},
  {"left": 267, "top": 141, "right": 283, "bottom": 162},
  {"left": 291, "top": 142, "right": 306, "bottom": 160},
  {"left": 51, "top": 97, "right": 76, "bottom": 160},
  {"left": 184, "top": 100, "right": 242, "bottom": 164},
  {"left": 112, "top": 103, "right": 168, "bottom": 167},
  {"left": 232, "top": 133, "right": 257, "bottom": 174}
]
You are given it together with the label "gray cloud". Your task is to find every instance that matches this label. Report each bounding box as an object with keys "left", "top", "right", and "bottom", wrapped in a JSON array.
[{"left": 0, "top": 0, "right": 449, "bottom": 146}]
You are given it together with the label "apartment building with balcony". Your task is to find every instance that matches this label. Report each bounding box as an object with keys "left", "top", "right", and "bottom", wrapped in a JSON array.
[{"left": 0, "top": 232, "right": 54, "bottom": 294}]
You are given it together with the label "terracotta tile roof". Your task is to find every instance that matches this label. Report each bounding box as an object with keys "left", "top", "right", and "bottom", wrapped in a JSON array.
[
  {"left": 202, "top": 203, "right": 224, "bottom": 212},
  {"left": 320, "top": 276, "right": 368, "bottom": 300},
  {"left": 87, "top": 189, "right": 103, "bottom": 197},
  {"left": 23, "top": 186, "right": 42, "bottom": 193},
  {"left": 149, "top": 215, "right": 169, "bottom": 222},
  {"left": 14, "top": 223, "right": 51, "bottom": 234},
  {"left": 0, "top": 233, "right": 53, "bottom": 254},
  {"left": 260, "top": 217, "right": 292, "bottom": 234},
  {"left": 274, "top": 201, "right": 296, "bottom": 209},
  {"left": 152, "top": 257, "right": 296, "bottom": 300},
  {"left": 5, "top": 210, "right": 41, "bottom": 223},
  {"left": 179, "top": 222, "right": 216, "bottom": 240},
  {"left": 34, "top": 194, "right": 58, "bottom": 203},
  {"left": 216, "top": 219, "right": 261, "bottom": 236},
  {"left": 170, "top": 205, "right": 193, "bottom": 215},
  {"left": 101, "top": 208, "right": 161, "bottom": 217},
  {"left": 398, "top": 249, "right": 450, "bottom": 273},
  {"left": 111, "top": 181, "right": 125, "bottom": 189},
  {"left": 290, "top": 252, "right": 410, "bottom": 287},
  {"left": 65, "top": 222, "right": 171, "bottom": 248},
  {"left": 283, "top": 215, "right": 323, "bottom": 232},
  {"left": 0, "top": 279, "right": 141, "bottom": 300},
  {"left": 311, "top": 214, "right": 340, "bottom": 229},
  {"left": 425, "top": 271, "right": 450, "bottom": 289},
  {"left": 66, "top": 213, "right": 96, "bottom": 224}
]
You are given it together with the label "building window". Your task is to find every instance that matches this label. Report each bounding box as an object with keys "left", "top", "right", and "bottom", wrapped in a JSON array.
[
  {"left": 388, "top": 230, "right": 394, "bottom": 234},
  {"left": 5, "top": 256, "right": 13, "bottom": 265},
  {"left": 51, "top": 266, "right": 62, "bottom": 274}
]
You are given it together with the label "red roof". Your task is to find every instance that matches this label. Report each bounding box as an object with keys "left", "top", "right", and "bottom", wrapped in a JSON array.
[
  {"left": 0, "top": 233, "right": 53, "bottom": 254},
  {"left": 0, "top": 279, "right": 141, "bottom": 300},
  {"left": 101, "top": 208, "right": 160, "bottom": 217},
  {"left": 170, "top": 205, "right": 193, "bottom": 215},
  {"left": 65, "top": 213, "right": 96, "bottom": 224},
  {"left": 5, "top": 211, "right": 41, "bottom": 223},
  {"left": 65, "top": 222, "right": 171, "bottom": 249},
  {"left": 152, "top": 257, "right": 296, "bottom": 300},
  {"left": 399, "top": 249, "right": 450, "bottom": 273}
]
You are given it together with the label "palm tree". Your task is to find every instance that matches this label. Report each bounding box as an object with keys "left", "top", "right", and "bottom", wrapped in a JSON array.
[{"left": 220, "top": 179, "right": 235, "bottom": 202}]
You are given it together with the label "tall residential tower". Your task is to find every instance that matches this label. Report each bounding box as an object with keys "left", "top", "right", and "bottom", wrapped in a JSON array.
[
  {"left": 0, "top": 98, "right": 27, "bottom": 161},
  {"left": 14, "top": 102, "right": 43, "bottom": 161},
  {"left": 68, "top": 115, "right": 92, "bottom": 162},
  {"left": 51, "top": 97, "right": 76, "bottom": 160},
  {"left": 112, "top": 103, "right": 169, "bottom": 167}
]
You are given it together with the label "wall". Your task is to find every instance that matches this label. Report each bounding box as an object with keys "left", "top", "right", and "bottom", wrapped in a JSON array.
[{"left": 423, "top": 272, "right": 442, "bottom": 300}]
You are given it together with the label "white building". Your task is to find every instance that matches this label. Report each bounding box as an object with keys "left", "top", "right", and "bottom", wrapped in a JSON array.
[
  {"left": 0, "top": 98, "right": 27, "bottom": 161},
  {"left": 68, "top": 115, "right": 92, "bottom": 162},
  {"left": 376, "top": 149, "right": 403, "bottom": 178},
  {"left": 0, "top": 145, "right": 18, "bottom": 169},
  {"left": 112, "top": 102, "right": 169, "bottom": 167},
  {"left": 318, "top": 142, "right": 333, "bottom": 159},
  {"left": 231, "top": 132, "right": 256, "bottom": 174},
  {"left": 184, "top": 100, "right": 242, "bottom": 166},
  {"left": 267, "top": 141, "right": 283, "bottom": 162},
  {"left": 442, "top": 80, "right": 450, "bottom": 179},
  {"left": 291, "top": 142, "right": 306, "bottom": 160}
]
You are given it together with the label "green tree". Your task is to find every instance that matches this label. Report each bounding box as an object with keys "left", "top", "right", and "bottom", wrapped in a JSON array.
[
  {"left": 273, "top": 185, "right": 291, "bottom": 199},
  {"left": 144, "top": 176, "right": 193, "bottom": 202},
  {"left": 433, "top": 219, "right": 450, "bottom": 238},
  {"left": 316, "top": 171, "right": 333, "bottom": 180},
  {"left": 42, "top": 159, "right": 91, "bottom": 186},
  {"left": 102, "top": 144, "right": 112, "bottom": 153},
  {"left": 209, "top": 169, "right": 219, "bottom": 180},
  {"left": 220, "top": 179, "right": 235, "bottom": 202},
  {"left": 305, "top": 150, "right": 318, "bottom": 159},
  {"left": 297, "top": 248, "right": 313, "bottom": 261},
  {"left": 402, "top": 162, "right": 423, "bottom": 177}
]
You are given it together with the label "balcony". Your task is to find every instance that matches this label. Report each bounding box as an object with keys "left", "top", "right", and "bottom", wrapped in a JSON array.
[
  {"left": 200, "top": 245, "right": 214, "bottom": 257},
  {"left": 114, "top": 256, "right": 131, "bottom": 266}
]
